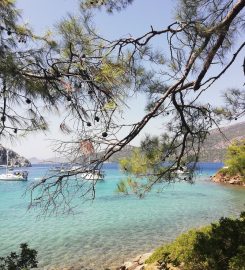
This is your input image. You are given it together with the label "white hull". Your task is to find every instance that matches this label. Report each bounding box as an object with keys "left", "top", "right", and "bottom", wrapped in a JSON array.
[
  {"left": 49, "top": 166, "right": 80, "bottom": 173},
  {"left": 0, "top": 173, "right": 27, "bottom": 181},
  {"left": 0, "top": 150, "right": 28, "bottom": 181},
  {"left": 81, "top": 172, "right": 103, "bottom": 180},
  {"left": 176, "top": 170, "right": 188, "bottom": 175}
]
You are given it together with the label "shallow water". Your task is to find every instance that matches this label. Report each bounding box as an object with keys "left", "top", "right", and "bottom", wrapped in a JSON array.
[{"left": 0, "top": 163, "right": 244, "bottom": 269}]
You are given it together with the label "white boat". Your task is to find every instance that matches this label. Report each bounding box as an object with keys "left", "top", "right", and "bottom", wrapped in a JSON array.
[
  {"left": 0, "top": 150, "right": 28, "bottom": 181},
  {"left": 0, "top": 172, "right": 28, "bottom": 181},
  {"left": 81, "top": 170, "right": 104, "bottom": 180},
  {"left": 49, "top": 164, "right": 81, "bottom": 173},
  {"left": 49, "top": 164, "right": 69, "bottom": 172},
  {"left": 175, "top": 166, "right": 190, "bottom": 177},
  {"left": 176, "top": 169, "right": 188, "bottom": 175},
  {"left": 61, "top": 165, "right": 81, "bottom": 173}
]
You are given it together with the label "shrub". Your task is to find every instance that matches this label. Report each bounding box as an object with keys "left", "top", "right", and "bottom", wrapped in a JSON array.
[
  {"left": 222, "top": 139, "right": 245, "bottom": 181},
  {"left": 0, "top": 243, "right": 38, "bottom": 270},
  {"left": 146, "top": 226, "right": 211, "bottom": 268},
  {"left": 146, "top": 212, "right": 245, "bottom": 270}
]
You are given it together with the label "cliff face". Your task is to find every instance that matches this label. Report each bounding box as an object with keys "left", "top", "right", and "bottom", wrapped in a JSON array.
[{"left": 0, "top": 145, "right": 31, "bottom": 167}]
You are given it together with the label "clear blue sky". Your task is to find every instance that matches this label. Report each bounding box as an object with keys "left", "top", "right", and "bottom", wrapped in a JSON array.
[{"left": 10, "top": 0, "right": 244, "bottom": 159}]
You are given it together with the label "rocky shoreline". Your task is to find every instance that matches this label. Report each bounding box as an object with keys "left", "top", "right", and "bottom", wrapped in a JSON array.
[
  {"left": 47, "top": 252, "right": 182, "bottom": 270},
  {"left": 45, "top": 253, "right": 153, "bottom": 270},
  {"left": 118, "top": 253, "right": 182, "bottom": 270},
  {"left": 118, "top": 253, "right": 152, "bottom": 270},
  {"left": 212, "top": 172, "right": 245, "bottom": 186}
]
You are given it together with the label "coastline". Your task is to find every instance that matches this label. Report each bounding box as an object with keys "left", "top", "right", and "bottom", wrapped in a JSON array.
[
  {"left": 44, "top": 253, "right": 153, "bottom": 270},
  {"left": 212, "top": 172, "right": 245, "bottom": 187}
]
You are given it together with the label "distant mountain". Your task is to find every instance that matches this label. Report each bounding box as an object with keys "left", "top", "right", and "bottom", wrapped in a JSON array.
[
  {"left": 107, "top": 145, "right": 138, "bottom": 162},
  {"left": 29, "top": 156, "right": 68, "bottom": 164},
  {"left": 107, "top": 122, "right": 245, "bottom": 163},
  {"left": 30, "top": 146, "right": 138, "bottom": 164},
  {"left": 0, "top": 145, "right": 31, "bottom": 167},
  {"left": 29, "top": 157, "right": 42, "bottom": 164},
  {"left": 44, "top": 156, "right": 68, "bottom": 163},
  {"left": 200, "top": 121, "right": 245, "bottom": 162},
  {"left": 28, "top": 122, "right": 245, "bottom": 164}
]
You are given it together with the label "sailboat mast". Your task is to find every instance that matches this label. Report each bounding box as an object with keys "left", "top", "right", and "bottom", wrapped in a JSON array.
[{"left": 6, "top": 149, "right": 8, "bottom": 175}]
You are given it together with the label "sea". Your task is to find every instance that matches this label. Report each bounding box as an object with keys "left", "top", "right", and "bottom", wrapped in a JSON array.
[{"left": 0, "top": 163, "right": 244, "bottom": 269}]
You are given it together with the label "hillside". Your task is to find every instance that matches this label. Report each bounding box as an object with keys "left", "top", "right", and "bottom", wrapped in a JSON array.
[
  {"left": 107, "top": 145, "right": 138, "bottom": 162},
  {"left": 200, "top": 121, "right": 245, "bottom": 162},
  {"left": 0, "top": 145, "right": 31, "bottom": 167},
  {"left": 29, "top": 156, "right": 67, "bottom": 164},
  {"left": 108, "top": 122, "right": 245, "bottom": 163},
  {"left": 29, "top": 122, "right": 245, "bottom": 164}
]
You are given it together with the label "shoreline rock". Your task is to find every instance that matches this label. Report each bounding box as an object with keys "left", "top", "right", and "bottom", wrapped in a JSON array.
[
  {"left": 118, "top": 252, "right": 183, "bottom": 270},
  {"left": 212, "top": 172, "right": 245, "bottom": 186},
  {"left": 118, "top": 253, "right": 152, "bottom": 270}
]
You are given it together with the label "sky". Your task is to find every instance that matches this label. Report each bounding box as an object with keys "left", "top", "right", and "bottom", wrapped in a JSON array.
[{"left": 8, "top": 0, "right": 245, "bottom": 159}]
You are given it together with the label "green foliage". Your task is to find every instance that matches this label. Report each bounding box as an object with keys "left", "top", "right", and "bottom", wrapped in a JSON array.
[
  {"left": 0, "top": 0, "right": 60, "bottom": 138},
  {"left": 0, "top": 0, "right": 19, "bottom": 30},
  {"left": 228, "top": 246, "right": 245, "bottom": 270},
  {"left": 0, "top": 243, "right": 38, "bottom": 270},
  {"left": 120, "top": 148, "right": 149, "bottom": 176},
  {"left": 146, "top": 212, "right": 245, "bottom": 270},
  {"left": 223, "top": 139, "right": 245, "bottom": 180},
  {"left": 119, "top": 134, "right": 175, "bottom": 178},
  {"left": 218, "top": 167, "right": 231, "bottom": 175},
  {"left": 95, "top": 60, "right": 127, "bottom": 87},
  {"left": 213, "top": 89, "right": 245, "bottom": 121},
  {"left": 146, "top": 226, "right": 211, "bottom": 265},
  {"left": 118, "top": 142, "right": 166, "bottom": 195},
  {"left": 118, "top": 134, "right": 194, "bottom": 195},
  {"left": 116, "top": 177, "right": 140, "bottom": 194},
  {"left": 81, "top": 0, "right": 135, "bottom": 13},
  {"left": 1, "top": 0, "right": 244, "bottom": 214}
]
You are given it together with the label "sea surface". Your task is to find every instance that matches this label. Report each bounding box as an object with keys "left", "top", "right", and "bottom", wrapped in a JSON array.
[{"left": 0, "top": 163, "right": 244, "bottom": 269}]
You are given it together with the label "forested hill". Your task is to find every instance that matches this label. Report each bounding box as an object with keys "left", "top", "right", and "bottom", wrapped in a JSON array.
[
  {"left": 108, "top": 122, "right": 245, "bottom": 163},
  {"left": 0, "top": 145, "right": 31, "bottom": 167}
]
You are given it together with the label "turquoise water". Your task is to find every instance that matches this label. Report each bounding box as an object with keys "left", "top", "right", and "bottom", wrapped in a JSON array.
[{"left": 0, "top": 163, "right": 244, "bottom": 269}]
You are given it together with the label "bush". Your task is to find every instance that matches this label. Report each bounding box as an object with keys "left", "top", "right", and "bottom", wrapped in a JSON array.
[
  {"left": 218, "top": 167, "right": 230, "bottom": 175},
  {"left": 0, "top": 243, "right": 38, "bottom": 270},
  {"left": 146, "top": 212, "right": 245, "bottom": 270},
  {"left": 222, "top": 139, "right": 245, "bottom": 181},
  {"left": 146, "top": 226, "right": 211, "bottom": 268}
]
